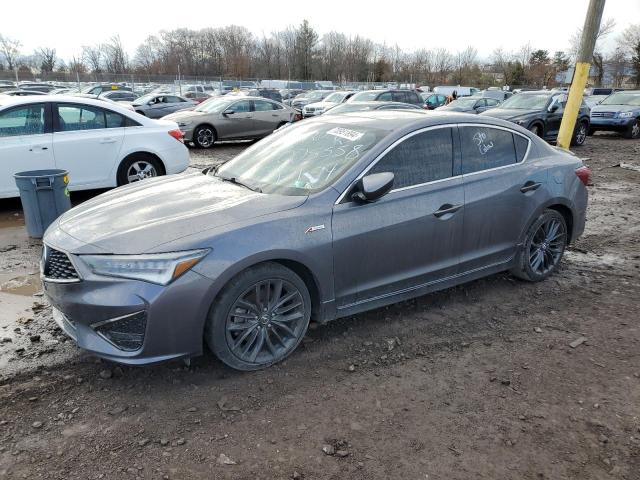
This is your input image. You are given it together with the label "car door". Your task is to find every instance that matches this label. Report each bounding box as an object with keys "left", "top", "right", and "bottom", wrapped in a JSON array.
[
  {"left": 52, "top": 103, "right": 125, "bottom": 188},
  {"left": 217, "top": 100, "right": 254, "bottom": 139},
  {"left": 145, "top": 96, "right": 169, "bottom": 118},
  {"left": 545, "top": 94, "right": 567, "bottom": 139},
  {"left": 332, "top": 126, "right": 464, "bottom": 307},
  {"left": 0, "top": 102, "right": 55, "bottom": 198},
  {"left": 252, "top": 100, "right": 282, "bottom": 136},
  {"left": 164, "top": 95, "right": 190, "bottom": 115},
  {"left": 458, "top": 124, "right": 546, "bottom": 272}
]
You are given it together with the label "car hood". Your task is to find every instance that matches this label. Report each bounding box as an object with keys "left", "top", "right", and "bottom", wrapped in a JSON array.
[
  {"left": 305, "top": 101, "right": 336, "bottom": 109},
  {"left": 53, "top": 173, "right": 306, "bottom": 254},
  {"left": 591, "top": 104, "right": 638, "bottom": 113},
  {"left": 481, "top": 108, "right": 538, "bottom": 121},
  {"left": 161, "top": 110, "right": 208, "bottom": 121}
]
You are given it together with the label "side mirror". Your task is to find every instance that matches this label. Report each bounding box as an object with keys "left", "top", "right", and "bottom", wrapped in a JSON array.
[
  {"left": 223, "top": 109, "right": 235, "bottom": 115},
  {"left": 549, "top": 104, "right": 559, "bottom": 112},
  {"left": 352, "top": 172, "right": 394, "bottom": 203}
]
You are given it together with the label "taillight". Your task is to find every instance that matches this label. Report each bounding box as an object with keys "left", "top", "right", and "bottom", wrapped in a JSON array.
[
  {"left": 575, "top": 166, "right": 591, "bottom": 186},
  {"left": 168, "top": 129, "right": 184, "bottom": 143}
]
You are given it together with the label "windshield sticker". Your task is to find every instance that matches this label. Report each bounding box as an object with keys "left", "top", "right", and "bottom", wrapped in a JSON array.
[
  {"left": 473, "top": 131, "right": 494, "bottom": 155},
  {"left": 327, "top": 127, "right": 365, "bottom": 142}
]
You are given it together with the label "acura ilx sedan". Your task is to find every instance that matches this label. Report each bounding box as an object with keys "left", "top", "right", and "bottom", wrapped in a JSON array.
[{"left": 42, "top": 111, "right": 589, "bottom": 371}]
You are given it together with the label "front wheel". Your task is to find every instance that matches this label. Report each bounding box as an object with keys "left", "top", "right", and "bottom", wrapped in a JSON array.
[
  {"left": 205, "top": 263, "right": 311, "bottom": 371},
  {"left": 511, "top": 210, "right": 567, "bottom": 282},
  {"left": 623, "top": 118, "right": 640, "bottom": 139},
  {"left": 529, "top": 124, "right": 542, "bottom": 137},
  {"left": 193, "top": 125, "right": 216, "bottom": 148}
]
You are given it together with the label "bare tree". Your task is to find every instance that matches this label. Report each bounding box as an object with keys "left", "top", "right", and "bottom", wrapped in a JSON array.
[
  {"left": 0, "top": 34, "right": 21, "bottom": 71},
  {"left": 37, "top": 47, "right": 57, "bottom": 75},
  {"left": 82, "top": 45, "right": 103, "bottom": 73},
  {"left": 103, "top": 35, "right": 128, "bottom": 74}
]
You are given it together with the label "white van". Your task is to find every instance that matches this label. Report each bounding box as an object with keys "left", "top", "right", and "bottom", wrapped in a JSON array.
[{"left": 433, "top": 86, "right": 480, "bottom": 97}]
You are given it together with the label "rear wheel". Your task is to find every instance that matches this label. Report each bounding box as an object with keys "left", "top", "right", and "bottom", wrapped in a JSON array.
[
  {"left": 571, "top": 121, "right": 588, "bottom": 146},
  {"left": 511, "top": 210, "right": 567, "bottom": 282},
  {"left": 193, "top": 125, "right": 216, "bottom": 148},
  {"left": 205, "top": 263, "right": 311, "bottom": 371},
  {"left": 117, "top": 154, "right": 163, "bottom": 186},
  {"left": 623, "top": 118, "right": 640, "bottom": 139}
]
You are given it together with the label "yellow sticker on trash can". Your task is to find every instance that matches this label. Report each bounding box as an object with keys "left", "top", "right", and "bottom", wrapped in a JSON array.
[
  {"left": 63, "top": 175, "right": 69, "bottom": 184},
  {"left": 64, "top": 188, "right": 70, "bottom": 197}
]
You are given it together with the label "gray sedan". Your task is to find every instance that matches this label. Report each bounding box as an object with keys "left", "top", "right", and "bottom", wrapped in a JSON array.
[
  {"left": 163, "top": 96, "right": 296, "bottom": 148},
  {"left": 130, "top": 94, "right": 197, "bottom": 118},
  {"left": 436, "top": 96, "right": 502, "bottom": 113},
  {"left": 42, "top": 111, "right": 589, "bottom": 370}
]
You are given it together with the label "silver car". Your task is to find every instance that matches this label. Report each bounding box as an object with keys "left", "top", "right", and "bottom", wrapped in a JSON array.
[
  {"left": 130, "top": 94, "right": 197, "bottom": 119},
  {"left": 163, "top": 96, "right": 296, "bottom": 148},
  {"left": 41, "top": 111, "right": 589, "bottom": 371}
]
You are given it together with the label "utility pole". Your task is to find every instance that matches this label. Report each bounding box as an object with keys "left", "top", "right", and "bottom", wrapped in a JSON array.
[{"left": 556, "top": 0, "right": 605, "bottom": 149}]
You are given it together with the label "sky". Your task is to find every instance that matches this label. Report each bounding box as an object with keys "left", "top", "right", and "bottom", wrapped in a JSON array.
[{"left": 1, "top": 0, "right": 638, "bottom": 61}]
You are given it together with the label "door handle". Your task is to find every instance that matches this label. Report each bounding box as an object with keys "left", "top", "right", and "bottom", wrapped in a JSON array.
[
  {"left": 100, "top": 138, "right": 117, "bottom": 144},
  {"left": 28, "top": 146, "right": 48, "bottom": 151},
  {"left": 433, "top": 203, "right": 463, "bottom": 218},
  {"left": 520, "top": 181, "right": 542, "bottom": 193}
]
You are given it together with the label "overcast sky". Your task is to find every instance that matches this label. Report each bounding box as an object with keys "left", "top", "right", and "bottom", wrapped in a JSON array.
[{"left": 2, "top": 0, "right": 638, "bottom": 60}]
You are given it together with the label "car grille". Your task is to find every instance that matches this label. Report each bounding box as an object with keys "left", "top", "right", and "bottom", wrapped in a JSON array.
[
  {"left": 591, "top": 111, "right": 615, "bottom": 118},
  {"left": 43, "top": 246, "right": 80, "bottom": 282},
  {"left": 93, "top": 311, "right": 147, "bottom": 351}
]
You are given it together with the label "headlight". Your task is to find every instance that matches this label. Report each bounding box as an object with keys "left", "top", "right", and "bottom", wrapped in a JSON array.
[
  {"left": 80, "top": 249, "right": 209, "bottom": 285},
  {"left": 617, "top": 111, "right": 633, "bottom": 118},
  {"left": 177, "top": 121, "right": 192, "bottom": 127}
]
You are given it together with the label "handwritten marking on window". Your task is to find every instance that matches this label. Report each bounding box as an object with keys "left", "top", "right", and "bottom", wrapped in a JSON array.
[{"left": 473, "top": 131, "right": 494, "bottom": 155}]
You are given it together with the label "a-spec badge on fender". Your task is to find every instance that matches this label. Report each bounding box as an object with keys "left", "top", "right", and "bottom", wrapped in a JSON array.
[{"left": 305, "top": 224, "right": 325, "bottom": 234}]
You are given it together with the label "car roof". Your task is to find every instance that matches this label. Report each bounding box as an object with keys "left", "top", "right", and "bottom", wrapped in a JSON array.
[
  {"left": 310, "top": 109, "right": 525, "bottom": 133},
  {"left": 0, "top": 94, "right": 146, "bottom": 118}
]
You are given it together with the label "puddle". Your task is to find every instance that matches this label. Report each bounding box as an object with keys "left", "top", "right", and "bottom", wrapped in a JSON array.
[{"left": 0, "top": 273, "right": 42, "bottom": 296}]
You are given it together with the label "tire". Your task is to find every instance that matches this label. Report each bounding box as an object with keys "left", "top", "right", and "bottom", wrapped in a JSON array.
[
  {"left": 623, "top": 118, "right": 640, "bottom": 139},
  {"left": 587, "top": 127, "right": 595, "bottom": 136},
  {"left": 571, "top": 121, "right": 588, "bottom": 146},
  {"left": 117, "top": 154, "right": 164, "bottom": 186},
  {"left": 193, "top": 125, "right": 216, "bottom": 148},
  {"left": 510, "top": 209, "right": 568, "bottom": 282},
  {"left": 205, "top": 262, "right": 311, "bottom": 371},
  {"left": 529, "top": 124, "right": 543, "bottom": 137}
]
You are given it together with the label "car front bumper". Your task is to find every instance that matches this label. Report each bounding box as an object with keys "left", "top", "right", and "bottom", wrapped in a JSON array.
[
  {"left": 43, "top": 250, "right": 215, "bottom": 365},
  {"left": 589, "top": 117, "right": 635, "bottom": 131}
]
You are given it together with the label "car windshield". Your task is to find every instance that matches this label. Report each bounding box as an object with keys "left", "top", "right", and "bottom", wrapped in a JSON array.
[
  {"left": 500, "top": 93, "right": 551, "bottom": 110},
  {"left": 600, "top": 92, "right": 640, "bottom": 106},
  {"left": 350, "top": 91, "right": 379, "bottom": 102},
  {"left": 215, "top": 121, "right": 387, "bottom": 195},
  {"left": 448, "top": 98, "right": 478, "bottom": 108},
  {"left": 325, "top": 92, "right": 348, "bottom": 103},
  {"left": 306, "top": 91, "right": 329, "bottom": 101},
  {"left": 194, "top": 97, "right": 234, "bottom": 113},
  {"left": 325, "top": 103, "right": 378, "bottom": 115}
]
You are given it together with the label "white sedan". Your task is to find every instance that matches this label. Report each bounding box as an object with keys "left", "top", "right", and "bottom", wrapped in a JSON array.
[{"left": 0, "top": 95, "right": 190, "bottom": 198}]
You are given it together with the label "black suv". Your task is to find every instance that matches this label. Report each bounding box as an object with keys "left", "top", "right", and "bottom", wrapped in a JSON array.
[
  {"left": 481, "top": 90, "right": 591, "bottom": 146},
  {"left": 246, "top": 88, "right": 283, "bottom": 103},
  {"left": 349, "top": 89, "right": 424, "bottom": 106}
]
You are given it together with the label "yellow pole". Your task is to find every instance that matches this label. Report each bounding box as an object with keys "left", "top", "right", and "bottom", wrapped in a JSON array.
[{"left": 556, "top": 0, "right": 606, "bottom": 149}]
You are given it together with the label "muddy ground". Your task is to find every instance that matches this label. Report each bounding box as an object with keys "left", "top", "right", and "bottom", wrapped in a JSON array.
[{"left": 0, "top": 135, "right": 639, "bottom": 480}]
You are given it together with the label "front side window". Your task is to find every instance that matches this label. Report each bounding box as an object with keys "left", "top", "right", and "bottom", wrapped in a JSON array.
[
  {"left": 57, "top": 104, "right": 106, "bottom": 131},
  {"left": 460, "top": 126, "right": 517, "bottom": 174},
  {"left": 231, "top": 100, "right": 252, "bottom": 113},
  {"left": 0, "top": 104, "right": 45, "bottom": 137},
  {"left": 369, "top": 128, "right": 454, "bottom": 189},
  {"left": 378, "top": 92, "right": 393, "bottom": 101}
]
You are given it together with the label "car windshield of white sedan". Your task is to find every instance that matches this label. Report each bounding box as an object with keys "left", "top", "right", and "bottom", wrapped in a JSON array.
[
  {"left": 600, "top": 93, "right": 640, "bottom": 106},
  {"left": 215, "top": 122, "right": 387, "bottom": 195},
  {"left": 350, "top": 91, "right": 379, "bottom": 101},
  {"left": 325, "top": 92, "right": 348, "bottom": 103},
  {"left": 194, "top": 98, "right": 234, "bottom": 113},
  {"left": 500, "top": 94, "right": 550, "bottom": 110}
]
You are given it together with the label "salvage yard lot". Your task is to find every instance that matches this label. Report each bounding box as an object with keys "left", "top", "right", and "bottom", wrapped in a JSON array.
[{"left": 1, "top": 136, "right": 639, "bottom": 479}]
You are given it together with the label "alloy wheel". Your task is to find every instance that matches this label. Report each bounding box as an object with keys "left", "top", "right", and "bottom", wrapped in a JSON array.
[
  {"left": 197, "top": 128, "right": 215, "bottom": 148},
  {"left": 528, "top": 217, "right": 566, "bottom": 275},
  {"left": 632, "top": 120, "right": 640, "bottom": 139},
  {"left": 225, "top": 279, "right": 306, "bottom": 365},
  {"left": 575, "top": 123, "right": 587, "bottom": 145},
  {"left": 126, "top": 161, "right": 157, "bottom": 183}
]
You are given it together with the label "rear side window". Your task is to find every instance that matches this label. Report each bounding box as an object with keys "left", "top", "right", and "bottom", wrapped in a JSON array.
[
  {"left": 57, "top": 104, "right": 106, "bottom": 131},
  {"left": 253, "top": 100, "right": 273, "bottom": 112},
  {"left": 369, "top": 128, "right": 454, "bottom": 189},
  {"left": 0, "top": 104, "right": 45, "bottom": 137},
  {"left": 460, "top": 126, "right": 517, "bottom": 174},
  {"left": 105, "top": 110, "right": 126, "bottom": 128},
  {"left": 378, "top": 92, "right": 393, "bottom": 101},
  {"left": 514, "top": 134, "right": 529, "bottom": 162}
]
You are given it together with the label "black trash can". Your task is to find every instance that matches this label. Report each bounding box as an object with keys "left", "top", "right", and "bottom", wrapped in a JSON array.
[{"left": 13, "top": 169, "right": 71, "bottom": 238}]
